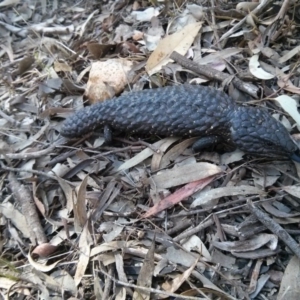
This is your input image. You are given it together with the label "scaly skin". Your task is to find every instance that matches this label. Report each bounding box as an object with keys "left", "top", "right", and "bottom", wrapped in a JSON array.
[{"left": 60, "top": 85, "right": 300, "bottom": 161}]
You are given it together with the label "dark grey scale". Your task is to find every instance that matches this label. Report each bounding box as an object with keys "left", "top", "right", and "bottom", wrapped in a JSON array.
[{"left": 60, "top": 84, "right": 300, "bottom": 162}]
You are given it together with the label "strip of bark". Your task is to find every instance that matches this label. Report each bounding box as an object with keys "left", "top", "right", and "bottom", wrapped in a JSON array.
[
  {"left": 170, "top": 51, "right": 259, "bottom": 98},
  {"left": 247, "top": 200, "right": 300, "bottom": 259}
]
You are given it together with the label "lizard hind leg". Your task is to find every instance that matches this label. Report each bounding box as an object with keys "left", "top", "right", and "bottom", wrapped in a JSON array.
[{"left": 192, "top": 136, "right": 223, "bottom": 152}]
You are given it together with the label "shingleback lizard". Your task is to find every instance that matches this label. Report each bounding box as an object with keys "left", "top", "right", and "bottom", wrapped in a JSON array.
[{"left": 60, "top": 85, "right": 300, "bottom": 162}]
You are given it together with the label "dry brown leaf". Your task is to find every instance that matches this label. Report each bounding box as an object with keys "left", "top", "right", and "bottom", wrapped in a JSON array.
[
  {"left": 74, "top": 175, "right": 89, "bottom": 231},
  {"left": 277, "top": 75, "right": 300, "bottom": 94},
  {"left": 133, "top": 238, "right": 155, "bottom": 300},
  {"left": 149, "top": 162, "right": 222, "bottom": 189},
  {"left": 32, "top": 243, "right": 58, "bottom": 258},
  {"left": 146, "top": 22, "right": 202, "bottom": 75}
]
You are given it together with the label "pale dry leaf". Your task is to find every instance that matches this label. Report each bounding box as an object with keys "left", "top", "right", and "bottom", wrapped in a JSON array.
[
  {"left": 74, "top": 223, "right": 93, "bottom": 286},
  {"left": 213, "top": 234, "right": 278, "bottom": 252},
  {"left": 253, "top": 174, "right": 280, "bottom": 188},
  {"left": 97, "top": 253, "right": 116, "bottom": 266},
  {"left": 189, "top": 77, "right": 209, "bottom": 84},
  {"left": 54, "top": 61, "right": 72, "bottom": 72},
  {"left": 249, "top": 274, "right": 270, "bottom": 299},
  {"left": 114, "top": 138, "right": 177, "bottom": 173},
  {"left": 115, "top": 287, "right": 126, "bottom": 300},
  {"left": 50, "top": 226, "right": 76, "bottom": 246},
  {"left": 168, "top": 12, "right": 198, "bottom": 34},
  {"left": 163, "top": 259, "right": 198, "bottom": 294},
  {"left": 0, "top": 0, "right": 20, "bottom": 7},
  {"left": 272, "top": 113, "right": 292, "bottom": 131},
  {"left": 273, "top": 216, "right": 300, "bottom": 224},
  {"left": 278, "top": 45, "right": 300, "bottom": 64},
  {"left": 28, "top": 250, "right": 61, "bottom": 272},
  {"left": 277, "top": 75, "right": 300, "bottom": 94},
  {"left": 149, "top": 162, "right": 222, "bottom": 189},
  {"left": 131, "top": 7, "right": 160, "bottom": 22},
  {"left": 0, "top": 277, "right": 22, "bottom": 291},
  {"left": 78, "top": 9, "right": 98, "bottom": 38},
  {"left": 279, "top": 82, "right": 300, "bottom": 94},
  {"left": 275, "top": 95, "right": 300, "bottom": 127},
  {"left": 220, "top": 150, "right": 245, "bottom": 164},
  {"left": 146, "top": 22, "right": 202, "bottom": 75},
  {"left": 154, "top": 258, "right": 168, "bottom": 277},
  {"left": 282, "top": 186, "right": 300, "bottom": 199},
  {"left": 249, "top": 55, "right": 275, "bottom": 80},
  {"left": 115, "top": 253, "right": 128, "bottom": 284},
  {"left": 151, "top": 137, "right": 179, "bottom": 171},
  {"left": 277, "top": 256, "right": 300, "bottom": 300},
  {"left": 186, "top": 4, "right": 204, "bottom": 20},
  {"left": 211, "top": 249, "right": 236, "bottom": 268},
  {"left": 56, "top": 177, "right": 74, "bottom": 213},
  {"left": 163, "top": 246, "right": 202, "bottom": 268},
  {"left": 144, "top": 22, "right": 165, "bottom": 51},
  {"left": 114, "top": 24, "right": 134, "bottom": 43},
  {"left": 236, "top": 2, "right": 259, "bottom": 12},
  {"left": 51, "top": 270, "right": 77, "bottom": 295},
  {"left": 0, "top": 202, "right": 30, "bottom": 238},
  {"left": 195, "top": 48, "right": 242, "bottom": 65},
  {"left": 197, "top": 272, "right": 235, "bottom": 299},
  {"left": 202, "top": 20, "right": 232, "bottom": 33},
  {"left": 19, "top": 159, "right": 35, "bottom": 178},
  {"left": 133, "top": 238, "right": 155, "bottom": 300},
  {"left": 191, "top": 185, "right": 265, "bottom": 208},
  {"left": 159, "top": 137, "right": 197, "bottom": 169},
  {"left": 50, "top": 163, "right": 70, "bottom": 178},
  {"left": 144, "top": 32, "right": 163, "bottom": 51},
  {"left": 182, "top": 235, "right": 211, "bottom": 261},
  {"left": 261, "top": 202, "right": 300, "bottom": 218},
  {"left": 100, "top": 221, "right": 124, "bottom": 243},
  {"left": 90, "top": 241, "right": 139, "bottom": 257}
]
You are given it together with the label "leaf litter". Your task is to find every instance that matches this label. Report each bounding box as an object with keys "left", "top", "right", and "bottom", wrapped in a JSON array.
[{"left": 1, "top": 0, "right": 300, "bottom": 299}]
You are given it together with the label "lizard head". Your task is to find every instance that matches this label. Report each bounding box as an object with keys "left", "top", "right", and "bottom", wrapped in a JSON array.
[{"left": 229, "top": 106, "right": 300, "bottom": 162}]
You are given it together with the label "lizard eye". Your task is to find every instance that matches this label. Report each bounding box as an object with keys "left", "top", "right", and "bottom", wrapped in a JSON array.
[{"left": 265, "top": 141, "right": 273, "bottom": 147}]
